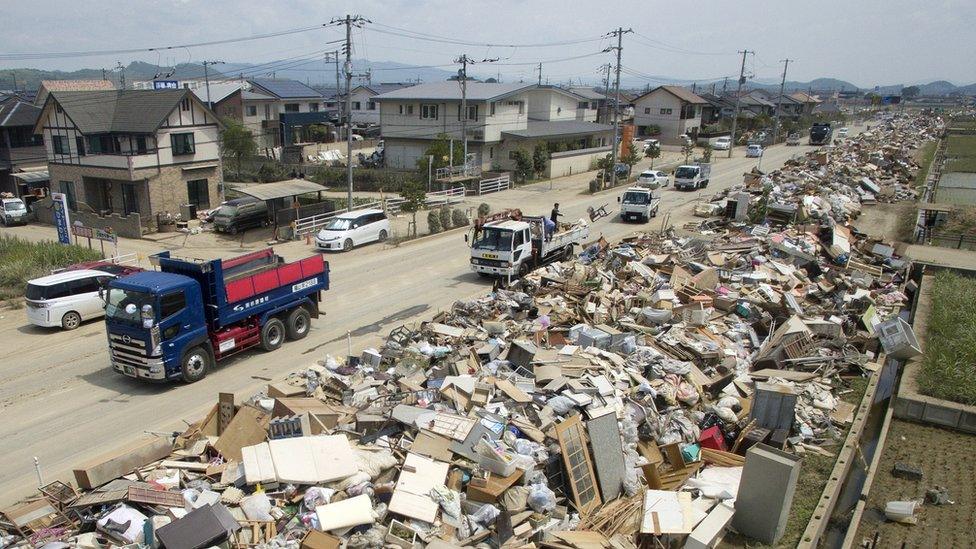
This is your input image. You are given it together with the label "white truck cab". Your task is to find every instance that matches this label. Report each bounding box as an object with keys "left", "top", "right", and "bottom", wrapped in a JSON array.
[
  {"left": 673, "top": 163, "right": 711, "bottom": 191},
  {"left": 618, "top": 187, "right": 660, "bottom": 222},
  {"left": 468, "top": 214, "right": 589, "bottom": 278}
]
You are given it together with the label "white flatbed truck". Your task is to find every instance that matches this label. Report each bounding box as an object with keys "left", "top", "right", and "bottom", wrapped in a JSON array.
[{"left": 468, "top": 215, "right": 589, "bottom": 278}]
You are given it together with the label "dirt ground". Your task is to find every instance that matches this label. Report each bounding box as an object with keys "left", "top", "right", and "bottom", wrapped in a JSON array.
[
  {"left": 853, "top": 419, "right": 976, "bottom": 548},
  {"left": 852, "top": 202, "right": 916, "bottom": 243}
]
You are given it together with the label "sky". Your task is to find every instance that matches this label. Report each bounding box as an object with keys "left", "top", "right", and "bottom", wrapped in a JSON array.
[{"left": 1, "top": 0, "right": 973, "bottom": 88}]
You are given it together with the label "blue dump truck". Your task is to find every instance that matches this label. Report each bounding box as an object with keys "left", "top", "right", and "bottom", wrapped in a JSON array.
[{"left": 104, "top": 248, "right": 329, "bottom": 383}]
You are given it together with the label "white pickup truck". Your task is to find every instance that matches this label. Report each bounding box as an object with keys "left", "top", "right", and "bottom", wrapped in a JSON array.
[
  {"left": 468, "top": 215, "right": 589, "bottom": 278},
  {"left": 674, "top": 163, "right": 711, "bottom": 191},
  {"left": 618, "top": 186, "right": 661, "bottom": 222}
]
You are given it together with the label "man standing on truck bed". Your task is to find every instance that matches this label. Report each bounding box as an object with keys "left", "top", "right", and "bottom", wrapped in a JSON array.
[{"left": 550, "top": 203, "right": 563, "bottom": 233}]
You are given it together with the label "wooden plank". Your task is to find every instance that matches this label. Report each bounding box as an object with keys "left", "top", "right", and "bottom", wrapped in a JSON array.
[
  {"left": 73, "top": 437, "right": 173, "bottom": 490},
  {"left": 218, "top": 393, "right": 235, "bottom": 435},
  {"left": 494, "top": 379, "right": 532, "bottom": 403},
  {"left": 213, "top": 406, "right": 268, "bottom": 461}
]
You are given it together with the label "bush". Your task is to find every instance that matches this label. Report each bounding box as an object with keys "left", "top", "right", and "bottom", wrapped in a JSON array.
[
  {"left": 427, "top": 210, "right": 442, "bottom": 234},
  {"left": 0, "top": 236, "right": 102, "bottom": 300},
  {"left": 477, "top": 203, "right": 491, "bottom": 217},
  {"left": 452, "top": 209, "right": 469, "bottom": 227},
  {"left": 438, "top": 207, "right": 452, "bottom": 230},
  {"left": 647, "top": 125, "right": 661, "bottom": 136}
]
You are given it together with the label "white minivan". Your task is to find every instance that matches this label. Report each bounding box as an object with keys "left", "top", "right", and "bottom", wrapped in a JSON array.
[
  {"left": 25, "top": 269, "right": 115, "bottom": 330},
  {"left": 314, "top": 208, "right": 390, "bottom": 252}
]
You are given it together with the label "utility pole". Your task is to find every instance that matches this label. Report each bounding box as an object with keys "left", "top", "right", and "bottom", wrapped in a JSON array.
[
  {"left": 116, "top": 61, "right": 126, "bottom": 90},
  {"left": 537, "top": 63, "right": 542, "bottom": 86},
  {"left": 325, "top": 51, "right": 341, "bottom": 121},
  {"left": 772, "top": 58, "right": 792, "bottom": 145},
  {"left": 453, "top": 54, "right": 498, "bottom": 174},
  {"left": 727, "top": 49, "right": 752, "bottom": 159},
  {"left": 332, "top": 15, "right": 370, "bottom": 210},
  {"left": 202, "top": 60, "right": 224, "bottom": 106},
  {"left": 607, "top": 27, "right": 632, "bottom": 187}
]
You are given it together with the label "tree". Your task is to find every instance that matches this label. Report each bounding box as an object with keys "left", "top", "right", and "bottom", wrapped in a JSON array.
[
  {"left": 399, "top": 179, "right": 427, "bottom": 237},
  {"left": 620, "top": 143, "right": 640, "bottom": 169},
  {"left": 702, "top": 145, "right": 713, "bottom": 163},
  {"left": 645, "top": 143, "right": 661, "bottom": 167},
  {"left": 681, "top": 141, "right": 695, "bottom": 163},
  {"left": 511, "top": 148, "right": 533, "bottom": 182},
  {"left": 307, "top": 124, "right": 330, "bottom": 143},
  {"left": 532, "top": 143, "right": 549, "bottom": 176},
  {"left": 903, "top": 85, "right": 920, "bottom": 100},
  {"left": 416, "top": 134, "right": 466, "bottom": 176},
  {"left": 221, "top": 119, "right": 257, "bottom": 181}
]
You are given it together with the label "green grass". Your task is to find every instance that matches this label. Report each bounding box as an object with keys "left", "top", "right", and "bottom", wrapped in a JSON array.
[
  {"left": 945, "top": 135, "right": 976, "bottom": 158},
  {"left": 947, "top": 156, "right": 976, "bottom": 173},
  {"left": 0, "top": 236, "right": 102, "bottom": 300},
  {"left": 914, "top": 141, "right": 938, "bottom": 188},
  {"left": 918, "top": 271, "right": 976, "bottom": 405}
]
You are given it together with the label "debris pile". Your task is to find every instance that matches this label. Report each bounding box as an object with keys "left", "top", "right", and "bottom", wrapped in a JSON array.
[{"left": 0, "top": 115, "right": 930, "bottom": 549}]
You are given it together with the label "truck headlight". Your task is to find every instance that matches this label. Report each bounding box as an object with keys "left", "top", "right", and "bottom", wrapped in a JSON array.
[
  {"left": 471, "top": 258, "right": 480, "bottom": 265},
  {"left": 149, "top": 365, "right": 162, "bottom": 374},
  {"left": 152, "top": 343, "right": 162, "bottom": 356}
]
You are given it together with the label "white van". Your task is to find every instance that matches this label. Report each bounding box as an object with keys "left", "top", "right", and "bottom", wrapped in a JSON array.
[
  {"left": 314, "top": 208, "right": 391, "bottom": 251},
  {"left": 25, "top": 269, "right": 115, "bottom": 330}
]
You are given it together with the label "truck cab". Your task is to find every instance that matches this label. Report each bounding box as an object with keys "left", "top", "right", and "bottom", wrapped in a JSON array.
[
  {"left": 618, "top": 187, "right": 660, "bottom": 222},
  {"left": 673, "top": 163, "right": 711, "bottom": 191},
  {"left": 105, "top": 272, "right": 205, "bottom": 381}
]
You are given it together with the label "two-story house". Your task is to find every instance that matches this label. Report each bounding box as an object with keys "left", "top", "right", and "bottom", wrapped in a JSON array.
[
  {"left": 632, "top": 85, "right": 707, "bottom": 144},
  {"left": 33, "top": 89, "right": 224, "bottom": 237},
  {"left": 210, "top": 83, "right": 280, "bottom": 149},
  {"left": 789, "top": 92, "right": 821, "bottom": 116},
  {"left": 375, "top": 82, "right": 613, "bottom": 177},
  {"left": 347, "top": 83, "right": 414, "bottom": 126},
  {"left": 248, "top": 79, "right": 334, "bottom": 145},
  {"left": 0, "top": 95, "right": 48, "bottom": 197}
]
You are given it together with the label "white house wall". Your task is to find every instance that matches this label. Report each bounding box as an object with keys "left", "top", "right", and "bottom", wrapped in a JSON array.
[
  {"left": 526, "top": 90, "right": 579, "bottom": 122},
  {"left": 632, "top": 90, "right": 702, "bottom": 142},
  {"left": 350, "top": 89, "right": 380, "bottom": 125}
]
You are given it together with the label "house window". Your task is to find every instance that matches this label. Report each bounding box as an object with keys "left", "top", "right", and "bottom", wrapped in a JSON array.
[
  {"left": 421, "top": 104, "right": 438, "bottom": 119},
  {"left": 467, "top": 105, "right": 478, "bottom": 121},
  {"left": 507, "top": 100, "right": 525, "bottom": 114},
  {"left": 264, "top": 104, "right": 271, "bottom": 119},
  {"left": 590, "top": 102, "right": 597, "bottom": 109},
  {"left": 309, "top": 102, "right": 319, "bottom": 112},
  {"left": 88, "top": 135, "right": 119, "bottom": 155},
  {"left": 284, "top": 103, "right": 300, "bottom": 113},
  {"left": 171, "top": 133, "right": 195, "bottom": 156},
  {"left": 246, "top": 105, "right": 257, "bottom": 116},
  {"left": 489, "top": 147, "right": 494, "bottom": 159},
  {"left": 406, "top": 105, "right": 414, "bottom": 115},
  {"left": 398, "top": 105, "right": 403, "bottom": 115},
  {"left": 59, "top": 181, "right": 77, "bottom": 211},
  {"left": 52, "top": 135, "right": 68, "bottom": 155},
  {"left": 351, "top": 101, "right": 361, "bottom": 110},
  {"left": 660, "top": 108, "right": 673, "bottom": 115},
  {"left": 136, "top": 136, "right": 148, "bottom": 154},
  {"left": 490, "top": 102, "right": 496, "bottom": 116},
  {"left": 644, "top": 107, "right": 651, "bottom": 114},
  {"left": 122, "top": 184, "right": 138, "bottom": 215},
  {"left": 578, "top": 101, "right": 588, "bottom": 109},
  {"left": 186, "top": 179, "right": 210, "bottom": 208},
  {"left": 75, "top": 136, "right": 86, "bottom": 156},
  {"left": 367, "top": 101, "right": 376, "bottom": 111},
  {"left": 180, "top": 97, "right": 191, "bottom": 112}
]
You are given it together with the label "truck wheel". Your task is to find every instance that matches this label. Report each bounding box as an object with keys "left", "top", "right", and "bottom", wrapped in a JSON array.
[
  {"left": 61, "top": 311, "right": 82, "bottom": 330},
  {"left": 181, "top": 346, "right": 210, "bottom": 383},
  {"left": 564, "top": 246, "right": 575, "bottom": 260},
  {"left": 260, "top": 318, "right": 286, "bottom": 351},
  {"left": 286, "top": 307, "right": 311, "bottom": 340}
]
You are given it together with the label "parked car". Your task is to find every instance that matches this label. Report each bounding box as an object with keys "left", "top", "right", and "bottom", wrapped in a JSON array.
[
  {"left": 25, "top": 269, "right": 116, "bottom": 330},
  {"left": 636, "top": 169, "right": 669, "bottom": 188},
  {"left": 0, "top": 197, "right": 29, "bottom": 226},
  {"left": 212, "top": 197, "right": 269, "bottom": 235},
  {"left": 837, "top": 127, "right": 849, "bottom": 138},
  {"left": 745, "top": 144, "right": 764, "bottom": 158},
  {"left": 639, "top": 138, "right": 660, "bottom": 151},
  {"left": 712, "top": 137, "right": 732, "bottom": 151},
  {"left": 315, "top": 208, "right": 390, "bottom": 252},
  {"left": 786, "top": 133, "right": 801, "bottom": 146}
]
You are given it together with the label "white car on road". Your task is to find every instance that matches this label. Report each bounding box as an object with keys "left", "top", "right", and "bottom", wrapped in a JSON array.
[
  {"left": 837, "top": 127, "right": 849, "bottom": 138},
  {"left": 711, "top": 137, "right": 732, "bottom": 151},
  {"left": 25, "top": 269, "right": 115, "bottom": 330},
  {"left": 746, "top": 144, "right": 764, "bottom": 158},
  {"left": 314, "top": 208, "right": 390, "bottom": 252},
  {"left": 636, "top": 169, "right": 669, "bottom": 188}
]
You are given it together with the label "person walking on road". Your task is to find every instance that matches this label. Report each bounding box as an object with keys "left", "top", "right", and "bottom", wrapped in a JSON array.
[{"left": 550, "top": 203, "right": 563, "bottom": 233}]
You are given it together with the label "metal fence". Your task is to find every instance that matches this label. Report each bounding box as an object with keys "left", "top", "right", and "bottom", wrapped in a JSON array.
[
  {"left": 478, "top": 174, "right": 511, "bottom": 195},
  {"left": 293, "top": 186, "right": 465, "bottom": 237}
]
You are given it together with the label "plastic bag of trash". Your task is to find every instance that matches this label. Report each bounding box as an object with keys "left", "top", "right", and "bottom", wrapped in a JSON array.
[
  {"left": 303, "top": 487, "right": 334, "bottom": 509},
  {"left": 470, "top": 503, "right": 501, "bottom": 525},
  {"left": 241, "top": 493, "right": 274, "bottom": 521},
  {"left": 321, "top": 354, "right": 341, "bottom": 371},
  {"left": 527, "top": 483, "right": 557, "bottom": 513},
  {"left": 547, "top": 395, "right": 576, "bottom": 414},
  {"left": 429, "top": 485, "right": 461, "bottom": 518}
]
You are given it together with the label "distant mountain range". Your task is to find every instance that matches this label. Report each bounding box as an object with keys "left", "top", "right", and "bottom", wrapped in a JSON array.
[{"left": 2, "top": 60, "right": 974, "bottom": 96}]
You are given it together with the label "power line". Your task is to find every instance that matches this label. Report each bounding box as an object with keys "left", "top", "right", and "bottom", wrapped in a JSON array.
[{"left": 368, "top": 22, "right": 606, "bottom": 49}]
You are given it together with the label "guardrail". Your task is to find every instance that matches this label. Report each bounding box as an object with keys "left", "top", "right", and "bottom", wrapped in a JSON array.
[{"left": 478, "top": 175, "right": 511, "bottom": 195}]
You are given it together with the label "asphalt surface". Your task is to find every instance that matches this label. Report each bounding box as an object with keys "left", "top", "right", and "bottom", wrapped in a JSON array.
[{"left": 0, "top": 143, "right": 814, "bottom": 505}]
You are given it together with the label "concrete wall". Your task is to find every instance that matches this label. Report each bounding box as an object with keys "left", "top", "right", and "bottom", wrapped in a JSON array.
[
  {"left": 33, "top": 195, "right": 144, "bottom": 238},
  {"left": 526, "top": 89, "right": 578, "bottom": 122},
  {"left": 548, "top": 146, "right": 612, "bottom": 178}
]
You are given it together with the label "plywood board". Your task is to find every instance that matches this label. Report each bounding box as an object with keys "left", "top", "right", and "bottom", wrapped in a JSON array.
[
  {"left": 213, "top": 406, "right": 268, "bottom": 461},
  {"left": 73, "top": 437, "right": 173, "bottom": 490},
  {"left": 410, "top": 431, "right": 455, "bottom": 462},
  {"left": 268, "top": 436, "right": 357, "bottom": 484},
  {"left": 241, "top": 442, "right": 276, "bottom": 484},
  {"left": 639, "top": 490, "right": 695, "bottom": 535},
  {"left": 494, "top": 379, "right": 532, "bottom": 403},
  {"left": 555, "top": 415, "right": 602, "bottom": 515},
  {"left": 389, "top": 453, "right": 449, "bottom": 523}
]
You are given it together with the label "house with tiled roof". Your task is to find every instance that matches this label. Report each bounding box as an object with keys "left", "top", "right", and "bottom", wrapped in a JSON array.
[
  {"left": 207, "top": 83, "right": 280, "bottom": 149},
  {"left": 632, "top": 86, "right": 707, "bottom": 144},
  {"left": 0, "top": 96, "right": 47, "bottom": 196},
  {"left": 247, "top": 79, "right": 332, "bottom": 145},
  {"left": 33, "top": 89, "right": 223, "bottom": 236}
]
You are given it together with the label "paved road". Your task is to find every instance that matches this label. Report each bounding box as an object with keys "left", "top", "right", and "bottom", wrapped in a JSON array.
[{"left": 0, "top": 143, "right": 811, "bottom": 504}]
